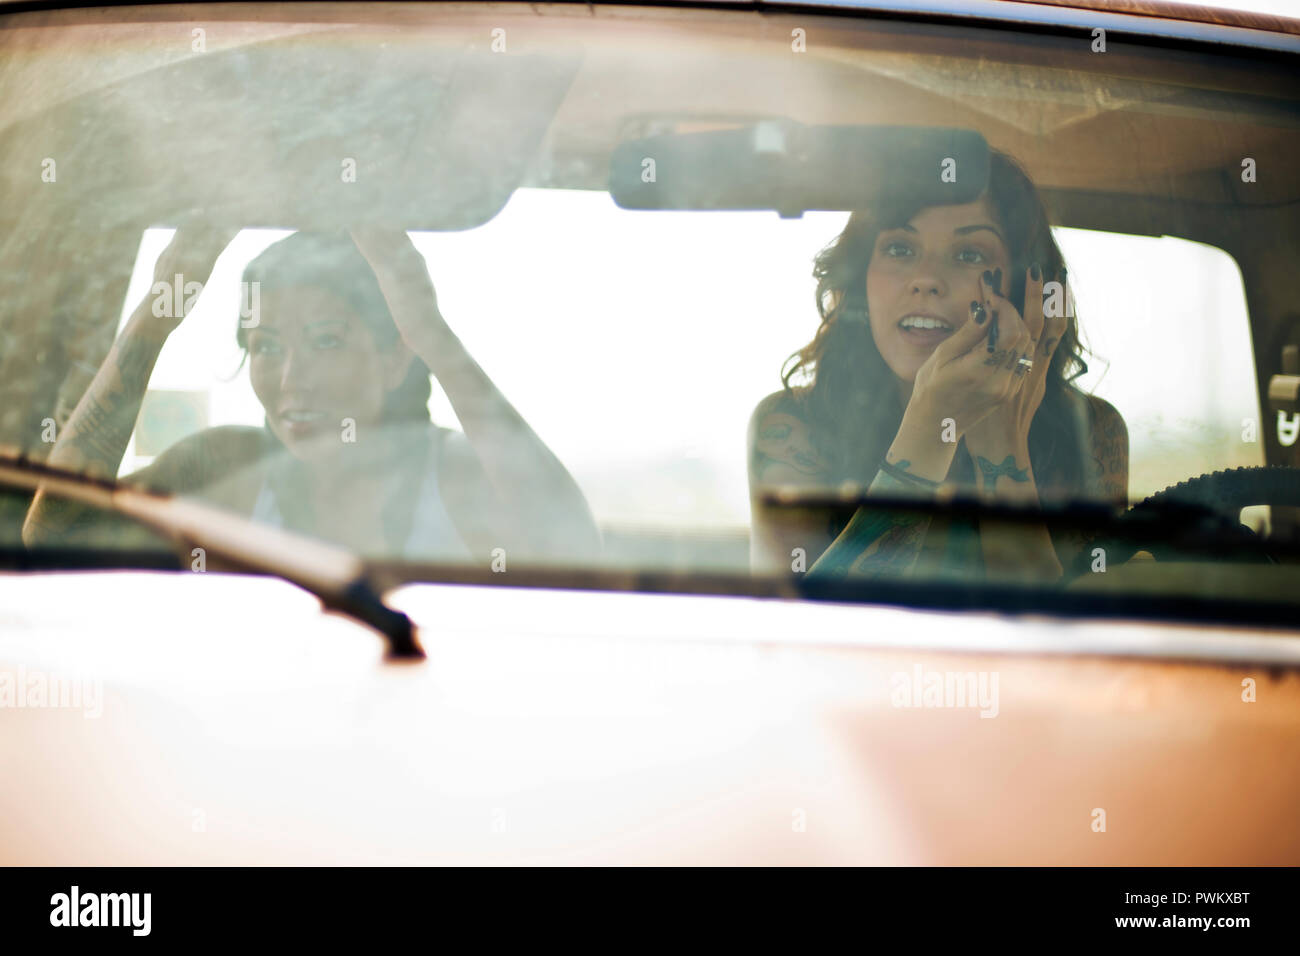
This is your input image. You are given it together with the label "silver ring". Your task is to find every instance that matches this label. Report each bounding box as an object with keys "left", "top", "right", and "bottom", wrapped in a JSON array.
[{"left": 1015, "top": 355, "right": 1034, "bottom": 375}]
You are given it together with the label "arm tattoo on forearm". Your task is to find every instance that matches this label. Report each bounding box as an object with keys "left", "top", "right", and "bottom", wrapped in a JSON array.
[
  {"left": 807, "top": 508, "right": 930, "bottom": 580},
  {"left": 976, "top": 454, "right": 1029, "bottom": 493},
  {"left": 27, "top": 328, "right": 164, "bottom": 545},
  {"left": 56, "top": 331, "right": 161, "bottom": 479},
  {"left": 806, "top": 459, "right": 939, "bottom": 579}
]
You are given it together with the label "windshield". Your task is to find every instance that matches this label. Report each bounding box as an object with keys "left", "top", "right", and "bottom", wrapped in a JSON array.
[{"left": 2, "top": 2, "right": 1298, "bottom": 611}]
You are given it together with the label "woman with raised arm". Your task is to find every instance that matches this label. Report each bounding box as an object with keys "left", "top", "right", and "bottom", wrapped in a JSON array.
[
  {"left": 748, "top": 150, "right": 1128, "bottom": 583},
  {"left": 25, "top": 227, "right": 600, "bottom": 564}
]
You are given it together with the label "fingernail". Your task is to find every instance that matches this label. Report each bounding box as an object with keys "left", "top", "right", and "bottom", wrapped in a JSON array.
[
  {"left": 982, "top": 270, "right": 993, "bottom": 286},
  {"left": 993, "top": 269, "right": 1002, "bottom": 293},
  {"left": 971, "top": 301, "right": 984, "bottom": 325},
  {"left": 1030, "top": 262, "right": 1041, "bottom": 281}
]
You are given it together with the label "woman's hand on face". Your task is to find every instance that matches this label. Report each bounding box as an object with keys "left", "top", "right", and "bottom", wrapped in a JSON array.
[
  {"left": 961, "top": 265, "right": 1069, "bottom": 453},
  {"left": 348, "top": 226, "right": 452, "bottom": 354},
  {"left": 906, "top": 267, "right": 1035, "bottom": 436}
]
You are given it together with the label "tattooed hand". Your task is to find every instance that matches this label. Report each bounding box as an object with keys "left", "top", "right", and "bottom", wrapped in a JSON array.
[
  {"left": 963, "top": 264, "right": 1070, "bottom": 479},
  {"left": 907, "top": 266, "right": 1038, "bottom": 442}
]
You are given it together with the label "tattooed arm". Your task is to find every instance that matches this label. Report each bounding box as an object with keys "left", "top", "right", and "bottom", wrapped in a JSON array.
[
  {"left": 1085, "top": 395, "right": 1130, "bottom": 507},
  {"left": 1048, "top": 394, "right": 1130, "bottom": 570},
  {"left": 965, "top": 440, "right": 1063, "bottom": 583},
  {"left": 350, "top": 228, "right": 600, "bottom": 562},
  {"left": 747, "top": 392, "right": 836, "bottom": 572},
  {"left": 23, "top": 227, "right": 232, "bottom": 546},
  {"left": 748, "top": 391, "right": 958, "bottom": 579},
  {"left": 22, "top": 307, "right": 174, "bottom": 545},
  {"left": 409, "top": 330, "right": 599, "bottom": 562}
]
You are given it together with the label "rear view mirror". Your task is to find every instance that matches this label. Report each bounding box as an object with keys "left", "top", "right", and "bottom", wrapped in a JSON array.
[{"left": 610, "top": 123, "right": 990, "bottom": 216}]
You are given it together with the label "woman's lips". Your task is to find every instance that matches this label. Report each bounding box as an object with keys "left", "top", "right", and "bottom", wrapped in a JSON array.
[
  {"left": 278, "top": 409, "right": 329, "bottom": 437},
  {"left": 898, "top": 325, "right": 954, "bottom": 347}
]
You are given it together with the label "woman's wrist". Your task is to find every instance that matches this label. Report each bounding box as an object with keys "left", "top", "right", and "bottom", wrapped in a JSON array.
[
  {"left": 969, "top": 445, "right": 1038, "bottom": 503},
  {"left": 125, "top": 303, "right": 176, "bottom": 345},
  {"left": 405, "top": 312, "right": 462, "bottom": 373},
  {"left": 967, "top": 429, "right": 1024, "bottom": 457},
  {"left": 886, "top": 400, "right": 958, "bottom": 486}
]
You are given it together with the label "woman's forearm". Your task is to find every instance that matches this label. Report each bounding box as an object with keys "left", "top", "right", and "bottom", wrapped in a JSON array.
[
  {"left": 808, "top": 402, "right": 955, "bottom": 580},
  {"left": 410, "top": 323, "right": 600, "bottom": 557},
  {"left": 23, "top": 308, "right": 169, "bottom": 544},
  {"left": 969, "top": 442, "right": 1063, "bottom": 582},
  {"left": 353, "top": 230, "right": 599, "bottom": 558},
  {"left": 806, "top": 478, "right": 934, "bottom": 579}
]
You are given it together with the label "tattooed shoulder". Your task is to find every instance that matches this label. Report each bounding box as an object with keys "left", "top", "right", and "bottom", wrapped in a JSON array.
[
  {"left": 748, "top": 391, "right": 828, "bottom": 485},
  {"left": 1086, "top": 395, "right": 1129, "bottom": 506}
]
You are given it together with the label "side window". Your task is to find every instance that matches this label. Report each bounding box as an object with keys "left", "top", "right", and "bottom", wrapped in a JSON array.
[{"left": 1054, "top": 228, "right": 1263, "bottom": 514}]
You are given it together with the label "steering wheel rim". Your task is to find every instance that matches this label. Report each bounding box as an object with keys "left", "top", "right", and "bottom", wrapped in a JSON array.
[{"left": 1060, "top": 465, "right": 1300, "bottom": 584}]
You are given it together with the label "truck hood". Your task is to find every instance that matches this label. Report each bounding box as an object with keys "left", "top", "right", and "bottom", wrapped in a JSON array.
[{"left": 2, "top": 569, "right": 1298, "bottom": 864}]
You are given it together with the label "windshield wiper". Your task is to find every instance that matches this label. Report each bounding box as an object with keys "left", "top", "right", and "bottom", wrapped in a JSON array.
[{"left": 0, "top": 450, "right": 423, "bottom": 660}]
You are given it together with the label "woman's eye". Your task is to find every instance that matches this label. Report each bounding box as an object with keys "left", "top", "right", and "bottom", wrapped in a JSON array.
[
  {"left": 313, "top": 334, "right": 344, "bottom": 350},
  {"left": 883, "top": 240, "right": 913, "bottom": 258},
  {"left": 250, "top": 340, "right": 281, "bottom": 357},
  {"left": 956, "top": 247, "right": 989, "bottom": 265}
]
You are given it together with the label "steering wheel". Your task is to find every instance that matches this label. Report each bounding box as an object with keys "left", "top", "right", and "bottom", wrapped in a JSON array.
[{"left": 1060, "top": 465, "right": 1300, "bottom": 585}]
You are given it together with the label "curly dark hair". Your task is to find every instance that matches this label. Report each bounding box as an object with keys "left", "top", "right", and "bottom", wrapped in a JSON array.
[{"left": 781, "top": 149, "right": 1092, "bottom": 499}]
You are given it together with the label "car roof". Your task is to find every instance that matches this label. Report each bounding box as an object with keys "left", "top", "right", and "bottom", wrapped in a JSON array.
[
  {"left": 2, "top": 0, "right": 1298, "bottom": 37},
  {"left": 1, "top": 1, "right": 1297, "bottom": 58}
]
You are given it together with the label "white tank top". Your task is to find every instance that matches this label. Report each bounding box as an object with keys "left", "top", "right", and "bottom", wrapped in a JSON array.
[{"left": 250, "top": 426, "right": 472, "bottom": 560}]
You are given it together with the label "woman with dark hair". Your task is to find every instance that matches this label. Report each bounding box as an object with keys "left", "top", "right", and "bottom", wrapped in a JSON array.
[
  {"left": 26, "top": 226, "right": 600, "bottom": 562},
  {"left": 748, "top": 150, "right": 1129, "bottom": 581}
]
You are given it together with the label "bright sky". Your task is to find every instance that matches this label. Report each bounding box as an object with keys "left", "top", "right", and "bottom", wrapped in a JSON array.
[{"left": 122, "top": 189, "right": 1262, "bottom": 529}]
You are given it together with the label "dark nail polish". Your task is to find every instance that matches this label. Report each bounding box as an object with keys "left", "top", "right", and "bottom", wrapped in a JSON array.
[
  {"left": 971, "top": 300, "right": 985, "bottom": 325},
  {"left": 982, "top": 270, "right": 993, "bottom": 286},
  {"left": 993, "top": 269, "right": 1002, "bottom": 294},
  {"left": 1030, "top": 262, "right": 1041, "bottom": 281}
]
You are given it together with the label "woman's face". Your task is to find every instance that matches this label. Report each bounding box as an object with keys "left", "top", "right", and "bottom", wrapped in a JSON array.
[
  {"left": 247, "top": 285, "right": 409, "bottom": 462},
  {"left": 865, "top": 198, "right": 1012, "bottom": 385}
]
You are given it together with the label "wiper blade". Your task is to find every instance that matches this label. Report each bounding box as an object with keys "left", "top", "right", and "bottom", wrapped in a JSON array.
[{"left": 0, "top": 450, "right": 423, "bottom": 660}]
